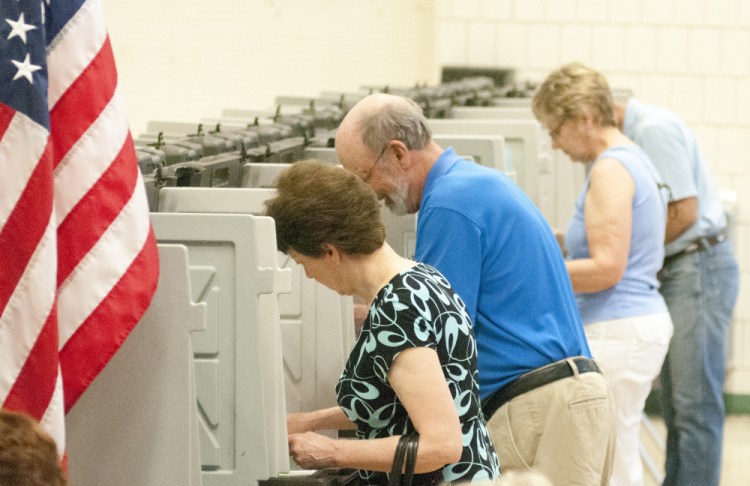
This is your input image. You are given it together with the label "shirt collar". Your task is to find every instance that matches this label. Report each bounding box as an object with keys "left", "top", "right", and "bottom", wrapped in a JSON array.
[{"left": 423, "top": 147, "right": 461, "bottom": 198}]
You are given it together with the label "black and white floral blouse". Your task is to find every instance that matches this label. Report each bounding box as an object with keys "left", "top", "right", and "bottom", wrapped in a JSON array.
[{"left": 336, "top": 263, "right": 500, "bottom": 484}]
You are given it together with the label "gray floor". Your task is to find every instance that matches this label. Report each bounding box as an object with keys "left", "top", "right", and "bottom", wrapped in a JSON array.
[{"left": 641, "top": 415, "right": 750, "bottom": 486}]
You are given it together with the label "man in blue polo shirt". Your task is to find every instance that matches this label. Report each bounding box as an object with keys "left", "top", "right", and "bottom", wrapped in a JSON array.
[
  {"left": 615, "top": 98, "right": 740, "bottom": 486},
  {"left": 336, "top": 93, "right": 616, "bottom": 485}
]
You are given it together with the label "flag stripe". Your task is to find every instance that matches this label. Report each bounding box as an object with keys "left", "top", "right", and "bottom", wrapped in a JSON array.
[
  {"left": 47, "top": 0, "right": 106, "bottom": 109},
  {"left": 53, "top": 87, "right": 129, "bottom": 232},
  {"left": 0, "top": 134, "right": 53, "bottom": 317},
  {"left": 58, "top": 172, "right": 153, "bottom": 346},
  {"left": 46, "top": 0, "right": 87, "bottom": 48},
  {"left": 0, "top": 103, "right": 13, "bottom": 140},
  {"left": 50, "top": 37, "right": 116, "bottom": 170},
  {"left": 0, "top": 219, "right": 57, "bottom": 407},
  {"left": 3, "top": 308, "right": 59, "bottom": 420},
  {"left": 41, "top": 371, "right": 66, "bottom": 458},
  {"left": 61, "top": 228, "right": 159, "bottom": 411},
  {"left": 56, "top": 131, "right": 136, "bottom": 285},
  {"left": 0, "top": 112, "right": 49, "bottom": 234}
]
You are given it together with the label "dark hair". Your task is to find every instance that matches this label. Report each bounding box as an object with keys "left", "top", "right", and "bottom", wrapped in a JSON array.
[
  {"left": 264, "top": 160, "right": 386, "bottom": 257},
  {"left": 0, "top": 410, "right": 66, "bottom": 486}
]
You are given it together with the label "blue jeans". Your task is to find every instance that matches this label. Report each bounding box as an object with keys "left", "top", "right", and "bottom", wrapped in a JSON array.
[{"left": 658, "top": 240, "right": 739, "bottom": 486}]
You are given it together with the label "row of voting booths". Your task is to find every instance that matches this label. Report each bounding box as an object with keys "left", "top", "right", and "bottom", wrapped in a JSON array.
[{"left": 66, "top": 76, "right": 589, "bottom": 485}]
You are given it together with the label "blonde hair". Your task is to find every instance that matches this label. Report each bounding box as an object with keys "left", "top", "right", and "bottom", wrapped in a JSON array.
[{"left": 532, "top": 62, "right": 616, "bottom": 129}]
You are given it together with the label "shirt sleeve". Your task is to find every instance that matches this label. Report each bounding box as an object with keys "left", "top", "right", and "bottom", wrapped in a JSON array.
[
  {"left": 369, "top": 287, "right": 436, "bottom": 382},
  {"left": 636, "top": 120, "right": 697, "bottom": 202},
  {"left": 415, "top": 206, "right": 483, "bottom": 324}
]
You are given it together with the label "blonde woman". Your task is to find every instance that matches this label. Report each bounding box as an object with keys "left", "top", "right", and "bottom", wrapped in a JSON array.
[{"left": 533, "top": 63, "right": 673, "bottom": 486}]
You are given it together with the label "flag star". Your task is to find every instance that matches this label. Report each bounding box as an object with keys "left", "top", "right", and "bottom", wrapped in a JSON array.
[
  {"left": 12, "top": 53, "right": 42, "bottom": 83},
  {"left": 6, "top": 12, "right": 37, "bottom": 44}
]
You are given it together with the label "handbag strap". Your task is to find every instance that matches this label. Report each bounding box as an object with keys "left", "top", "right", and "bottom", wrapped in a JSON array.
[
  {"left": 402, "top": 433, "right": 420, "bottom": 486},
  {"left": 389, "top": 434, "right": 411, "bottom": 486}
]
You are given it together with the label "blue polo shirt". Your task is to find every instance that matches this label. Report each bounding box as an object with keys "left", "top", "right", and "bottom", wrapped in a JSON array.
[{"left": 415, "top": 148, "right": 590, "bottom": 400}]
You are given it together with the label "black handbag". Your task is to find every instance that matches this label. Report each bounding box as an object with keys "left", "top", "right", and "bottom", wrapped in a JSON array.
[{"left": 388, "top": 433, "right": 444, "bottom": 486}]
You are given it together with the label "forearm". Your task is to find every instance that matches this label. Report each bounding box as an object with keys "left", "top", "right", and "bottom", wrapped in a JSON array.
[
  {"left": 566, "top": 258, "right": 623, "bottom": 293},
  {"left": 288, "top": 407, "right": 356, "bottom": 434},
  {"left": 290, "top": 432, "right": 454, "bottom": 473},
  {"left": 665, "top": 197, "right": 698, "bottom": 243},
  {"left": 338, "top": 434, "right": 453, "bottom": 473}
]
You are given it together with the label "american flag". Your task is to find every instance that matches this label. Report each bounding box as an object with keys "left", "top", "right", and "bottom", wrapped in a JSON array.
[{"left": 0, "top": 0, "right": 159, "bottom": 455}]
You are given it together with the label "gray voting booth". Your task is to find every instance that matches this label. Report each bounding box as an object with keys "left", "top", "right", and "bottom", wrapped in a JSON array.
[
  {"left": 67, "top": 212, "right": 293, "bottom": 485},
  {"left": 157, "top": 187, "right": 356, "bottom": 415}
]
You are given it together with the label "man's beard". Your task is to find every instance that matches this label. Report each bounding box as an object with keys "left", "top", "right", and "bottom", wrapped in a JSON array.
[{"left": 383, "top": 179, "right": 411, "bottom": 215}]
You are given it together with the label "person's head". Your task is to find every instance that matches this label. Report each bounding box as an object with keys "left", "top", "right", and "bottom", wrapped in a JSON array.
[
  {"left": 264, "top": 159, "right": 385, "bottom": 291},
  {"left": 532, "top": 62, "right": 617, "bottom": 162},
  {"left": 0, "top": 410, "right": 66, "bottom": 486},
  {"left": 335, "top": 93, "right": 434, "bottom": 215}
]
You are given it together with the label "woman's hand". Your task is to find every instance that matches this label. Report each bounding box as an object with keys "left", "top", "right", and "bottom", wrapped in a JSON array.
[{"left": 288, "top": 432, "right": 338, "bottom": 469}]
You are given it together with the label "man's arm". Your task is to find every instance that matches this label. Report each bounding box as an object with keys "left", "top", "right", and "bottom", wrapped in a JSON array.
[{"left": 665, "top": 197, "right": 698, "bottom": 243}]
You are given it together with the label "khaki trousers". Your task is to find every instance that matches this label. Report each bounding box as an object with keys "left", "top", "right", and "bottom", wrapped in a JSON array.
[{"left": 486, "top": 365, "right": 617, "bottom": 485}]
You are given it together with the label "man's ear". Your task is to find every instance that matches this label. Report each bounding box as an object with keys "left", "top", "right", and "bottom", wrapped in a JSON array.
[{"left": 389, "top": 140, "right": 411, "bottom": 169}]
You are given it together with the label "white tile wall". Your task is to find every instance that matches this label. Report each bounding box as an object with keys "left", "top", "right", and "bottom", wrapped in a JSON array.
[
  {"left": 657, "top": 28, "right": 691, "bottom": 73},
  {"left": 496, "top": 24, "right": 528, "bottom": 67},
  {"left": 689, "top": 28, "right": 723, "bottom": 74},
  {"left": 592, "top": 26, "right": 625, "bottom": 71},
  {"left": 560, "top": 24, "right": 592, "bottom": 63},
  {"left": 546, "top": 0, "right": 578, "bottom": 23},
  {"left": 738, "top": 79, "right": 750, "bottom": 125},
  {"left": 468, "top": 22, "right": 498, "bottom": 65},
  {"left": 673, "top": 0, "right": 707, "bottom": 26},
  {"left": 704, "top": 78, "right": 737, "bottom": 124},
  {"left": 436, "top": 0, "right": 750, "bottom": 393},
  {"left": 576, "top": 0, "right": 608, "bottom": 23},
  {"left": 102, "top": 0, "right": 438, "bottom": 136},
  {"left": 514, "top": 0, "right": 544, "bottom": 21},
  {"left": 670, "top": 76, "right": 704, "bottom": 122},
  {"left": 624, "top": 26, "right": 658, "bottom": 72},
  {"left": 609, "top": 0, "right": 643, "bottom": 23},
  {"left": 643, "top": 1, "right": 675, "bottom": 25},
  {"left": 720, "top": 30, "right": 750, "bottom": 76},
  {"left": 435, "top": 21, "right": 468, "bottom": 66},
  {"left": 706, "top": 0, "right": 741, "bottom": 27},
  {"left": 528, "top": 24, "right": 562, "bottom": 67},
  {"left": 480, "top": 0, "right": 512, "bottom": 21},
  {"left": 716, "top": 128, "right": 750, "bottom": 174}
]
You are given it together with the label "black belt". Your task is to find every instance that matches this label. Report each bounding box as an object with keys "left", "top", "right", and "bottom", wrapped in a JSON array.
[
  {"left": 663, "top": 232, "right": 726, "bottom": 266},
  {"left": 482, "top": 357, "right": 601, "bottom": 420}
]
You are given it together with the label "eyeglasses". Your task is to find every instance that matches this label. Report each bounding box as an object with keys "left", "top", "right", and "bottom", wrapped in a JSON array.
[{"left": 360, "top": 143, "right": 389, "bottom": 183}]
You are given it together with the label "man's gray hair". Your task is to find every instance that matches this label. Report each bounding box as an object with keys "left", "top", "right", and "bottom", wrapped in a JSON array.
[{"left": 358, "top": 96, "right": 432, "bottom": 153}]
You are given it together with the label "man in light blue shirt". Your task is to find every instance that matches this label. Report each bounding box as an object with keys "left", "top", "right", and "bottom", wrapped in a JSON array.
[{"left": 616, "top": 98, "right": 740, "bottom": 486}]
